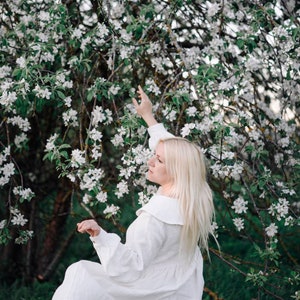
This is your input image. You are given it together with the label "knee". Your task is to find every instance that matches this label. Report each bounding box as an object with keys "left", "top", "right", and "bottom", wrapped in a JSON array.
[{"left": 65, "top": 260, "right": 86, "bottom": 276}]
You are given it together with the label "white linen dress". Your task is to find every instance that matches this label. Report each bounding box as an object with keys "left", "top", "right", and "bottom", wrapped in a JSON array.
[{"left": 52, "top": 124, "right": 204, "bottom": 300}]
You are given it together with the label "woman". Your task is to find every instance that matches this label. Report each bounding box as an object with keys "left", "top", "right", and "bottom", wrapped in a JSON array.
[{"left": 52, "top": 86, "right": 215, "bottom": 300}]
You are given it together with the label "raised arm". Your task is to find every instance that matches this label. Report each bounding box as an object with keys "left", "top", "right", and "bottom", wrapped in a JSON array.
[
  {"left": 132, "top": 85, "right": 174, "bottom": 150},
  {"left": 132, "top": 85, "right": 158, "bottom": 127}
]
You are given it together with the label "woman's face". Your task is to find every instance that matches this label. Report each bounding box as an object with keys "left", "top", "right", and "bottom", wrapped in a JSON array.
[{"left": 147, "top": 142, "right": 173, "bottom": 189}]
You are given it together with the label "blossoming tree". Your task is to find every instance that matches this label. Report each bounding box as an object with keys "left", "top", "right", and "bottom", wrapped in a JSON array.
[{"left": 0, "top": 0, "right": 299, "bottom": 298}]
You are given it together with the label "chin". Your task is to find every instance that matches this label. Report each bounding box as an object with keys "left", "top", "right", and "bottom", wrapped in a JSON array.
[{"left": 146, "top": 174, "right": 155, "bottom": 184}]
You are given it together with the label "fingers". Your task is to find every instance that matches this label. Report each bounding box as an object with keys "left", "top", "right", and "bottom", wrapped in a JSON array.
[
  {"left": 77, "top": 219, "right": 101, "bottom": 237},
  {"left": 77, "top": 219, "right": 95, "bottom": 232},
  {"left": 132, "top": 86, "right": 153, "bottom": 120},
  {"left": 137, "top": 86, "right": 150, "bottom": 102},
  {"left": 132, "top": 97, "right": 138, "bottom": 108},
  {"left": 137, "top": 85, "right": 144, "bottom": 97}
]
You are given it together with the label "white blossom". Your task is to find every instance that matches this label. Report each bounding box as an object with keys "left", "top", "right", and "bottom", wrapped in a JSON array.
[
  {"left": 67, "top": 173, "right": 76, "bottom": 182},
  {"left": 62, "top": 109, "right": 78, "bottom": 127},
  {"left": 232, "top": 196, "right": 248, "bottom": 214},
  {"left": 0, "top": 66, "right": 12, "bottom": 79},
  {"left": 91, "top": 147, "right": 102, "bottom": 160},
  {"left": 211, "top": 221, "right": 219, "bottom": 237},
  {"left": 230, "top": 162, "right": 244, "bottom": 180},
  {"left": 71, "top": 149, "right": 86, "bottom": 167},
  {"left": 274, "top": 153, "right": 284, "bottom": 166},
  {"left": 145, "top": 79, "right": 161, "bottom": 96},
  {"left": 233, "top": 218, "right": 244, "bottom": 231},
  {"left": 181, "top": 123, "right": 196, "bottom": 137},
  {"left": 1, "top": 162, "right": 15, "bottom": 179},
  {"left": 119, "top": 166, "right": 136, "bottom": 179},
  {"left": 137, "top": 191, "right": 150, "bottom": 206},
  {"left": 284, "top": 216, "right": 294, "bottom": 226},
  {"left": 36, "top": 32, "right": 49, "bottom": 42},
  {"left": 64, "top": 96, "right": 72, "bottom": 107},
  {"left": 103, "top": 204, "right": 119, "bottom": 215},
  {"left": 0, "top": 148, "right": 10, "bottom": 164},
  {"left": 219, "top": 80, "right": 233, "bottom": 91},
  {"left": 244, "top": 56, "right": 261, "bottom": 72},
  {"left": 14, "top": 133, "right": 27, "bottom": 148},
  {"left": 79, "top": 168, "right": 104, "bottom": 191},
  {"left": 206, "top": 2, "right": 220, "bottom": 17},
  {"left": 120, "top": 29, "right": 132, "bottom": 43},
  {"left": 80, "top": 36, "right": 91, "bottom": 51},
  {"left": 111, "top": 127, "right": 126, "bottom": 147},
  {"left": 16, "top": 56, "right": 26, "bottom": 68},
  {"left": 0, "top": 176, "right": 10, "bottom": 186},
  {"left": 162, "top": 108, "right": 177, "bottom": 122},
  {"left": 15, "top": 230, "right": 34, "bottom": 244},
  {"left": 96, "top": 191, "right": 107, "bottom": 203},
  {"left": 13, "top": 186, "right": 35, "bottom": 201},
  {"left": 248, "top": 129, "right": 261, "bottom": 141},
  {"left": 278, "top": 137, "right": 290, "bottom": 148},
  {"left": 265, "top": 223, "right": 278, "bottom": 237},
  {"left": 120, "top": 46, "right": 134, "bottom": 59},
  {"left": 115, "top": 180, "right": 129, "bottom": 198},
  {"left": 55, "top": 72, "right": 73, "bottom": 89},
  {"left": 111, "top": 133, "right": 125, "bottom": 147},
  {"left": 146, "top": 42, "right": 161, "bottom": 55},
  {"left": 38, "top": 11, "right": 50, "bottom": 22},
  {"left": 71, "top": 27, "right": 83, "bottom": 39},
  {"left": 0, "top": 91, "right": 17, "bottom": 108},
  {"left": 33, "top": 85, "right": 51, "bottom": 99},
  {"left": 11, "top": 213, "right": 28, "bottom": 226},
  {"left": 1, "top": 80, "right": 14, "bottom": 92},
  {"left": 108, "top": 85, "right": 121, "bottom": 96},
  {"left": 40, "top": 52, "right": 55, "bottom": 63},
  {"left": 268, "top": 198, "right": 289, "bottom": 221},
  {"left": 0, "top": 220, "right": 7, "bottom": 229},
  {"left": 104, "top": 109, "right": 113, "bottom": 125},
  {"left": 282, "top": 188, "right": 296, "bottom": 196},
  {"left": 186, "top": 106, "right": 197, "bottom": 117},
  {"left": 91, "top": 106, "right": 106, "bottom": 126},
  {"left": 45, "top": 133, "right": 59, "bottom": 152},
  {"left": 7, "top": 116, "right": 31, "bottom": 132},
  {"left": 96, "top": 23, "right": 109, "bottom": 39},
  {"left": 83, "top": 194, "right": 91, "bottom": 204}
]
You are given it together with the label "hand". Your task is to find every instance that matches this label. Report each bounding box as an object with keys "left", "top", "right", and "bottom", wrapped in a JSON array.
[
  {"left": 132, "top": 85, "right": 158, "bottom": 127},
  {"left": 77, "top": 219, "right": 101, "bottom": 237}
]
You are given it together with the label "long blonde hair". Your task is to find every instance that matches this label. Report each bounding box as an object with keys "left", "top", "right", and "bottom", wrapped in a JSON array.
[{"left": 161, "top": 137, "right": 215, "bottom": 257}]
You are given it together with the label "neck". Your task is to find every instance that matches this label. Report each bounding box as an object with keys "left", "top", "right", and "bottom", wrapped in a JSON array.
[{"left": 159, "top": 183, "right": 174, "bottom": 197}]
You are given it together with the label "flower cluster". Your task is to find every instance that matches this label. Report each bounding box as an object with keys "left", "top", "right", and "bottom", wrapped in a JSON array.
[
  {"left": 0, "top": 147, "right": 15, "bottom": 187},
  {"left": 0, "top": 0, "right": 299, "bottom": 297}
]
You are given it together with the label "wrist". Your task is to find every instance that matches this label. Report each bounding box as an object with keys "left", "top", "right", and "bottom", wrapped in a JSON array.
[
  {"left": 91, "top": 228, "right": 101, "bottom": 237},
  {"left": 143, "top": 114, "right": 158, "bottom": 127}
]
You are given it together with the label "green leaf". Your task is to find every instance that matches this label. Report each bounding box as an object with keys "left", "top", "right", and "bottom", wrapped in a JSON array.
[
  {"left": 57, "top": 90, "right": 65, "bottom": 99},
  {"left": 87, "top": 90, "right": 94, "bottom": 102},
  {"left": 236, "top": 39, "right": 244, "bottom": 49}
]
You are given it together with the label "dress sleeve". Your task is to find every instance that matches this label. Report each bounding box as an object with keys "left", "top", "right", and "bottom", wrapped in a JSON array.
[
  {"left": 90, "top": 212, "right": 166, "bottom": 283},
  {"left": 147, "top": 123, "right": 174, "bottom": 150}
]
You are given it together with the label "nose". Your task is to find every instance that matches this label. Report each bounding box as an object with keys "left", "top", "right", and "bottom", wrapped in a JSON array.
[{"left": 148, "top": 156, "right": 155, "bottom": 167}]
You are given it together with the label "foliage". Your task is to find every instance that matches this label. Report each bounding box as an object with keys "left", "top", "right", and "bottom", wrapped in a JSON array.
[
  {"left": 0, "top": 280, "right": 56, "bottom": 300},
  {"left": 0, "top": 0, "right": 299, "bottom": 298}
]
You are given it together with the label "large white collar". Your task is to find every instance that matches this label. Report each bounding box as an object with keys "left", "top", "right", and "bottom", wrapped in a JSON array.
[{"left": 136, "top": 194, "right": 184, "bottom": 225}]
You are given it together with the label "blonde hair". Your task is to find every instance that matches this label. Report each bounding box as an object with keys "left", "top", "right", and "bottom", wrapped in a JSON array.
[{"left": 160, "top": 138, "right": 215, "bottom": 258}]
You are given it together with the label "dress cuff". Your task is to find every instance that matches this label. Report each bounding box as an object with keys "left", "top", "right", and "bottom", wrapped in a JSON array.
[
  {"left": 90, "top": 229, "right": 120, "bottom": 246},
  {"left": 147, "top": 123, "right": 166, "bottom": 136}
]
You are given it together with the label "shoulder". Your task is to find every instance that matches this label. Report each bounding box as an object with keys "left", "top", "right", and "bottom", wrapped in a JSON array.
[
  {"left": 147, "top": 123, "right": 174, "bottom": 150},
  {"left": 136, "top": 194, "right": 184, "bottom": 225}
]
